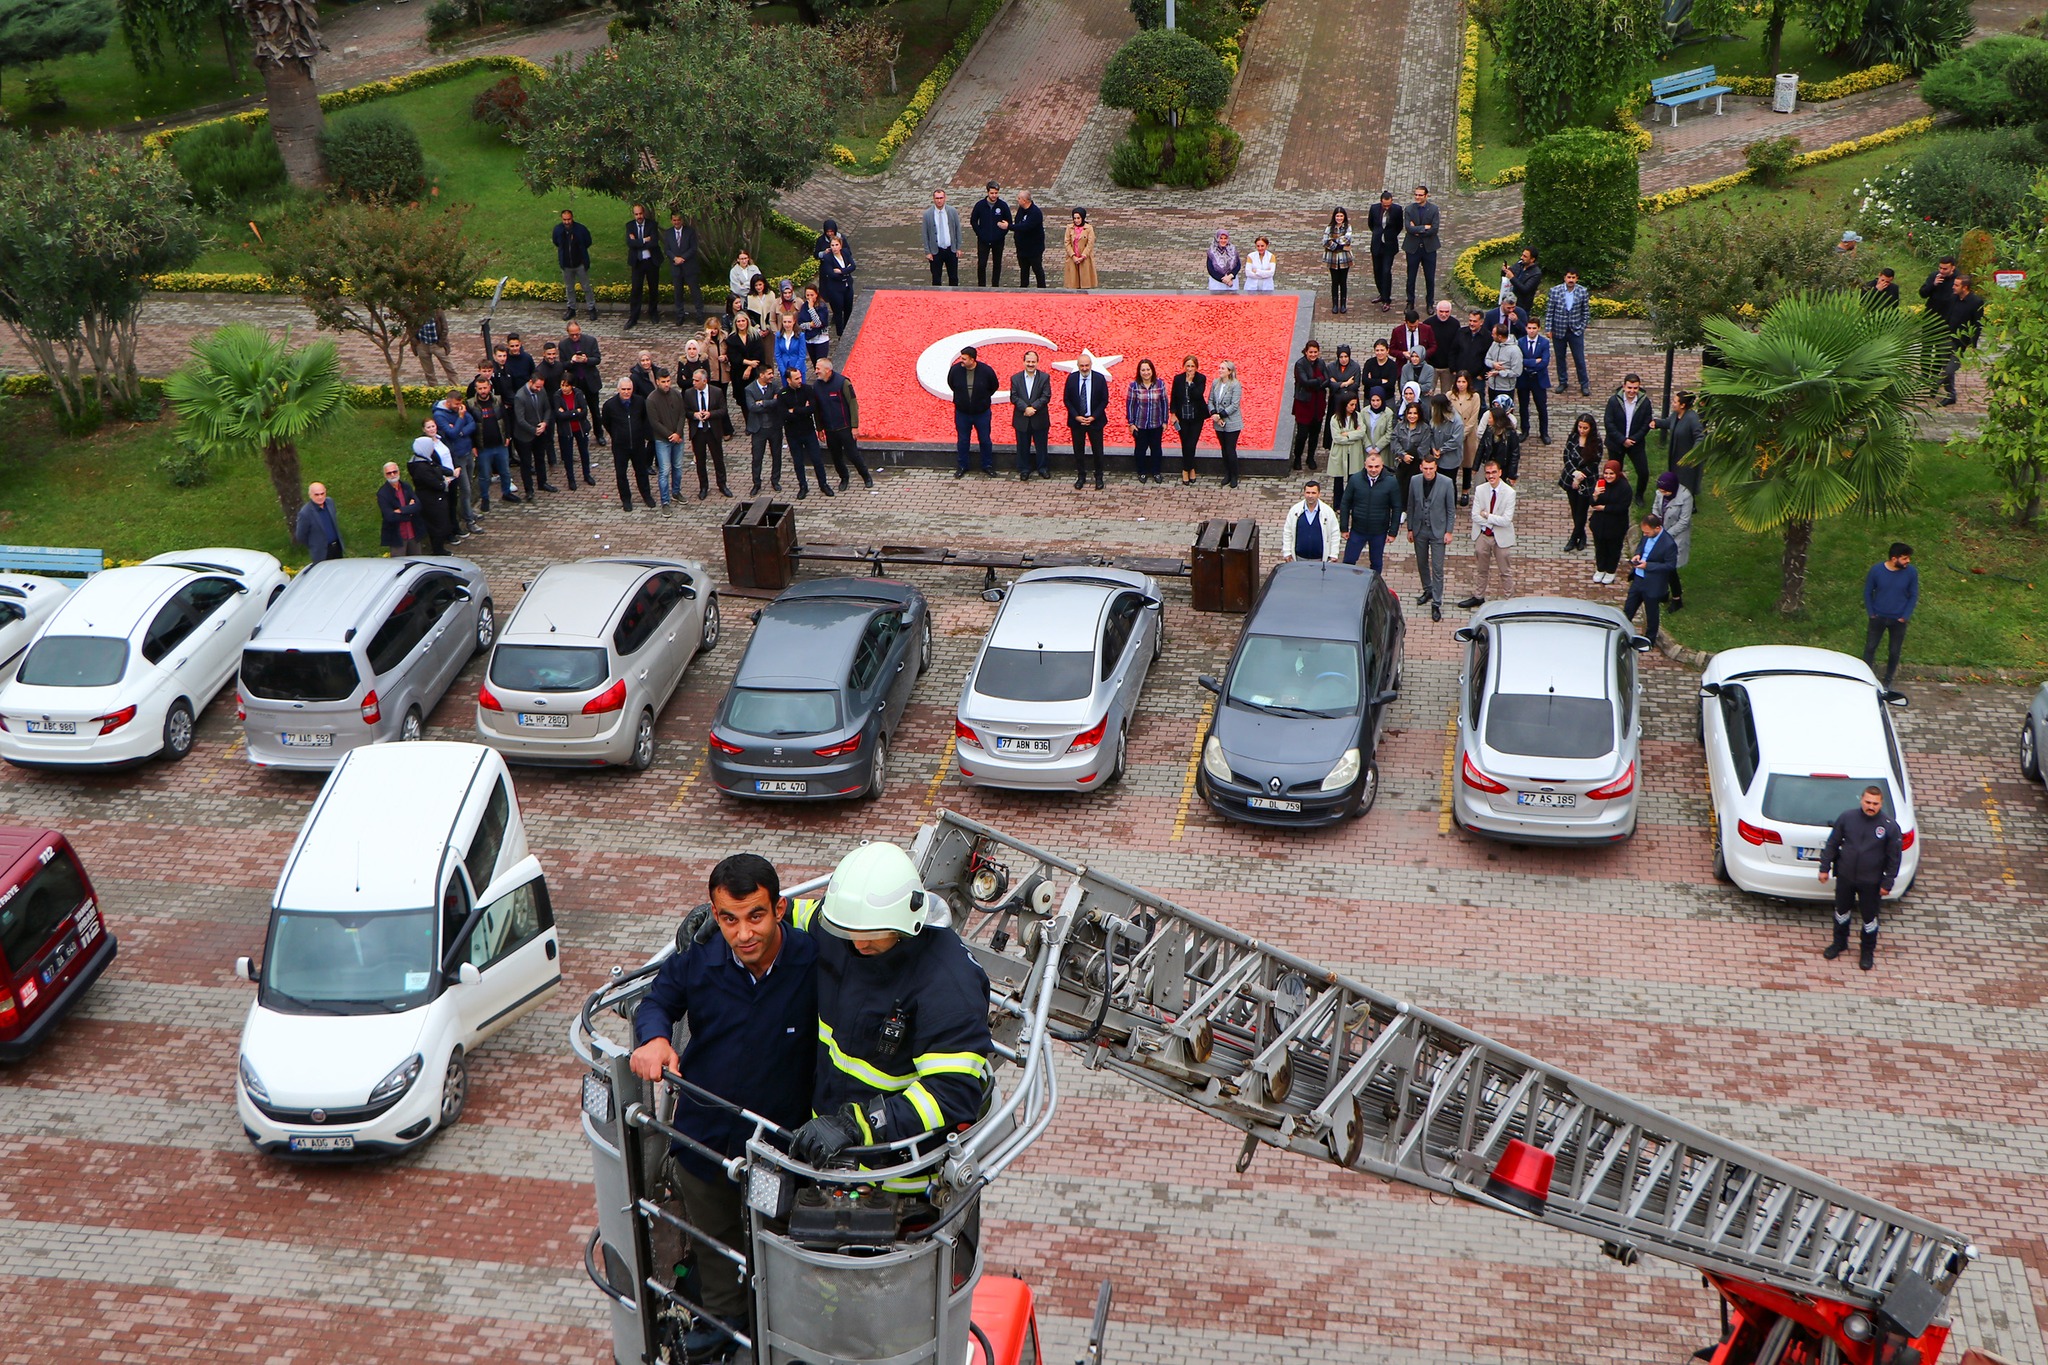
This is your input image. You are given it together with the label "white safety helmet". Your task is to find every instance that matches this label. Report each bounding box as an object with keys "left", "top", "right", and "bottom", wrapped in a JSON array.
[{"left": 819, "top": 842, "right": 928, "bottom": 938}]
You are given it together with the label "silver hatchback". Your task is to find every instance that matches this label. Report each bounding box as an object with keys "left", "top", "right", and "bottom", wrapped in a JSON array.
[
  {"left": 475, "top": 557, "right": 718, "bottom": 770},
  {"left": 954, "top": 568, "right": 1163, "bottom": 791},
  {"left": 1452, "top": 597, "right": 1648, "bottom": 844},
  {"left": 240, "top": 557, "right": 493, "bottom": 770}
]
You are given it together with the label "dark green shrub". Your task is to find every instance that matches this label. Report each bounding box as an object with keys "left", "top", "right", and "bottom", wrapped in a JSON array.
[
  {"left": 319, "top": 109, "right": 427, "bottom": 201},
  {"left": 425, "top": 0, "right": 467, "bottom": 38},
  {"left": 488, "top": 0, "right": 564, "bottom": 24},
  {"left": 1850, "top": 0, "right": 1972, "bottom": 72},
  {"left": 23, "top": 75, "right": 65, "bottom": 113},
  {"left": 1898, "top": 130, "right": 2045, "bottom": 233},
  {"left": 1160, "top": 118, "right": 1239, "bottom": 187},
  {"left": 1127, "top": 0, "right": 1243, "bottom": 48},
  {"left": 1521, "top": 127, "right": 1638, "bottom": 286},
  {"left": 1743, "top": 134, "right": 1800, "bottom": 187},
  {"left": 1100, "top": 29, "right": 1230, "bottom": 123},
  {"left": 1920, "top": 36, "right": 2047, "bottom": 126},
  {"left": 159, "top": 440, "right": 214, "bottom": 487},
  {"left": 171, "top": 117, "right": 289, "bottom": 210},
  {"left": 1109, "top": 131, "right": 1161, "bottom": 188},
  {"left": 470, "top": 73, "right": 530, "bottom": 137}
]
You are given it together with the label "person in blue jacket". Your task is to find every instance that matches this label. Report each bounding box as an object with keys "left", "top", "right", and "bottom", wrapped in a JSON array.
[
  {"left": 631, "top": 854, "right": 817, "bottom": 1357},
  {"left": 1862, "top": 542, "right": 1918, "bottom": 698}
]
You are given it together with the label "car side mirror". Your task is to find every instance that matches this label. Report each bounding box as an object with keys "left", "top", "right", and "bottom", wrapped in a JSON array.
[
  {"left": 1143, "top": 599, "right": 1162, "bottom": 612},
  {"left": 749, "top": 609, "right": 763, "bottom": 624},
  {"left": 1453, "top": 626, "right": 1476, "bottom": 643},
  {"left": 454, "top": 585, "right": 474, "bottom": 602},
  {"left": 681, "top": 584, "right": 699, "bottom": 600},
  {"left": 234, "top": 955, "right": 258, "bottom": 983},
  {"left": 1198, "top": 675, "right": 1221, "bottom": 695},
  {"left": 456, "top": 962, "right": 482, "bottom": 986},
  {"left": 981, "top": 587, "right": 1006, "bottom": 603},
  {"left": 235, "top": 582, "right": 251, "bottom": 594},
  {"left": 1699, "top": 683, "right": 1722, "bottom": 698},
  {"left": 1372, "top": 689, "right": 1400, "bottom": 707},
  {"left": 1631, "top": 635, "right": 1653, "bottom": 652},
  {"left": 1883, "top": 690, "right": 1909, "bottom": 708}
]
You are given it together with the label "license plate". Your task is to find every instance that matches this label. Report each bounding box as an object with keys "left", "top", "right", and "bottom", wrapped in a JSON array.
[
  {"left": 288, "top": 1134, "right": 355, "bottom": 1152},
  {"left": 993, "top": 736, "right": 1052, "bottom": 754},
  {"left": 1516, "top": 791, "right": 1578, "bottom": 808},
  {"left": 41, "top": 935, "right": 80, "bottom": 984},
  {"left": 1247, "top": 796, "right": 1301, "bottom": 812},
  {"left": 281, "top": 731, "right": 334, "bottom": 748},
  {"left": 517, "top": 713, "right": 571, "bottom": 729},
  {"left": 25, "top": 719, "right": 76, "bottom": 735},
  {"left": 756, "top": 780, "right": 808, "bottom": 794},
  {"left": 1795, "top": 845, "right": 1824, "bottom": 862}
]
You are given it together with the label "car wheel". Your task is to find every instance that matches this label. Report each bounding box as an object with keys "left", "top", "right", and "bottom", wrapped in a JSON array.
[
  {"left": 1353, "top": 759, "right": 1380, "bottom": 818},
  {"left": 1696, "top": 701, "right": 1705, "bottom": 745},
  {"left": 473, "top": 599, "right": 496, "bottom": 657},
  {"left": 1152, "top": 620, "right": 1164, "bottom": 662},
  {"left": 698, "top": 595, "right": 721, "bottom": 653},
  {"left": 161, "top": 699, "right": 196, "bottom": 762},
  {"left": 399, "top": 708, "right": 424, "bottom": 742},
  {"left": 439, "top": 1049, "right": 467, "bottom": 1129},
  {"left": 1712, "top": 833, "right": 1731, "bottom": 883},
  {"left": 865, "top": 737, "right": 888, "bottom": 800},
  {"left": 2022, "top": 720, "right": 2041, "bottom": 783},
  {"left": 630, "top": 709, "right": 656, "bottom": 771},
  {"left": 916, "top": 613, "right": 933, "bottom": 676},
  {"left": 1107, "top": 727, "right": 1127, "bottom": 785}
]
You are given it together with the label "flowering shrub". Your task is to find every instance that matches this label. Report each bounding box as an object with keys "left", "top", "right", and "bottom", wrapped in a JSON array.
[{"left": 1852, "top": 165, "right": 1916, "bottom": 234}]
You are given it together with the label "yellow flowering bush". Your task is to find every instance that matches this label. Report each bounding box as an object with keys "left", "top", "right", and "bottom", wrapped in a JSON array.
[{"left": 1456, "top": 20, "right": 1479, "bottom": 182}]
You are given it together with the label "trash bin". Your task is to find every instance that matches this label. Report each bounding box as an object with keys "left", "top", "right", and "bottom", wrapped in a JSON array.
[
  {"left": 722, "top": 497, "right": 796, "bottom": 590},
  {"left": 1772, "top": 72, "right": 1799, "bottom": 114},
  {"left": 1190, "top": 518, "right": 1260, "bottom": 613}
]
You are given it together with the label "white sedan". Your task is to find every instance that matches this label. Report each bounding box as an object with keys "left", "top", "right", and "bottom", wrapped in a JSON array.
[
  {"left": 1699, "top": 645, "right": 1920, "bottom": 901},
  {"left": 0, "top": 549, "right": 287, "bottom": 767},
  {"left": 0, "top": 574, "right": 74, "bottom": 683}
]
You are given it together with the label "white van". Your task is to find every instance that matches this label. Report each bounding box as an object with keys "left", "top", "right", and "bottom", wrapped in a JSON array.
[{"left": 233, "top": 741, "right": 559, "bottom": 1158}]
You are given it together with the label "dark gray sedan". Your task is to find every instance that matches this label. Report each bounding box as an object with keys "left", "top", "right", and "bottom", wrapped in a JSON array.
[{"left": 706, "top": 578, "right": 932, "bottom": 801}]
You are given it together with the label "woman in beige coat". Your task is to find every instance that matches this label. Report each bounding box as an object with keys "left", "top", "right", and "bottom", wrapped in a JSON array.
[
  {"left": 1064, "top": 207, "right": 1098, "bottom": 289},
  {"left": 1448, "top": 370, "right": 1483, "bottom": 481}
]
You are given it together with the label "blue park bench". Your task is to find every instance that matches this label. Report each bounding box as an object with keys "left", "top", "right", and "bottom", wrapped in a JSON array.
[
  {"left": 1650, "top": 66, "right": 1732, "bottom": 126},
  {"left": 0, "top": 545, "right": 105, "bottom": 578}
]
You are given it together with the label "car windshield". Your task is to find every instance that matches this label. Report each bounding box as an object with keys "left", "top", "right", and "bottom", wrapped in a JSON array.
[
  {"left": 1485, "top": 694, "right": 1617, "bottom": 759},
  {"left": 975, "top": 647, "right": 1094, "bottom": 703},
  {"left": 1227, "top": 635, "right": 1360, "bottom": 715},
  {"left": 1762, "top": 776, "right": 1895, "bottom": 828},
  {"left": 241, "top": 649, "right": 361, "bottom": 703},
  {"left": 0, "top": 850, "right": 88, "bottom": 969},
  {"left": 490, "top": 644, "right": 609, "bottom": 692},
  {"left": 726, "top": 688, "right": 839, "bottom": 737},
  {"left": 261, "top": 908, "right": 438, "bottom": 1014},
  {"left": 17, "top": 636, "right": 128, "bottom": 687}
]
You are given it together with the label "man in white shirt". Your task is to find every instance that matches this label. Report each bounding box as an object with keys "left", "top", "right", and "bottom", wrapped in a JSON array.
[
  {"left": 922, "top": 189, "right": 961, "bottom": 287},
  {"left": 1457, "top": 458, "right": 1516, "bottom": 608},
  {"left": 1280, "top": 481, "right": 1342, "bottom": 562}
]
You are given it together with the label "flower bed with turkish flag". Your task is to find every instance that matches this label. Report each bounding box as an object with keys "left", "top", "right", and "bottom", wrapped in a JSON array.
[{"left": 836, "top": 289, "right": 1312, "bottom": 459}]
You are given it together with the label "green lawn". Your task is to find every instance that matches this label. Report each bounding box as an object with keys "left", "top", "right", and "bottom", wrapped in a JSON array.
[
  {"left": 190, "top": 70, "right": 810, "bottom": 285},
  {"left": 0, "top": 27, "right": 260, "bottom": 131},
  {"left": 0, "top": 399, "right": 421, "bottom": 568},
  {"left": 1675, "top": 444, "right": 2048, "bottom": 671}
]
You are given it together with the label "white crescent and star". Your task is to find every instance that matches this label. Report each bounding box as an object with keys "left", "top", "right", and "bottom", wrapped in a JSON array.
[{"left": 914, "top": 328, "right": 1123, "bottom": 403}]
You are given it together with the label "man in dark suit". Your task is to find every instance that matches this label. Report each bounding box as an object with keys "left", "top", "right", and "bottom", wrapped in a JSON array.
[
  {"left": 1366, "top": 191, "right": 1403, "bottom": 311},
  {"left": 1426, "top": 300, "right": 1461, "bottom": 387},
  {"left": 948, "top": 344, "right": 1000, "bottom": 476},
  {"left": 1388, "top": 310, "right": 1433, "bottom": 371},
  {"left": 1064, "top": 354, "right": 1110, "bottom": 490},
  {"left": 666, "top": 212, "right": 703, "bottom": 325},
  {"left": 684, "top": 368, "right": 733, "bottom": 500},
  {"left": 1012, "top": 191, "right": 1047, "bottom": 288},
  {"left": 294, "top": 482, "right": 344, "bottom": 562},
  {"left": 1515, "top": 319, "right": 1551, "bottom": 443},
  {"left": 1483, "top": 299, "right": 1529, "bottom": 338},
  {"left": 1010, "top": 350, "right": 1052, "bottom": 479},
  {"left": 603, "top": 377, "right": 656, "bottom": 509},
  {"left": 744, "top": 369, "right": 783, "bottom": 495},
  {"left": 1622, "top": 511, "right": 1678, "bottom": 643},
  {"left": 1503, "top": 247, "right": 1543, "bottom": 314},
  {"left": 969, "top": 182, "right": 1010, "bottom": 288},
  {"left": 625, "top": 203, "right": 661, "bottom": 329},
  {"left": 1454, "top": 310, "right": 1492, "bottom": 384},
  {"left": 1604, "top": 372, "right": 1653, "bottom": 499}
]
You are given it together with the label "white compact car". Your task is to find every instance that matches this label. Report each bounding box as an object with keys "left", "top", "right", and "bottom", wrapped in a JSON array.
[
  {"left": 0, "top": 549, "right": 287, "bottom": 767},
  {"left": 0, "top": 574, "right": 74, "bottom": 682},
  {"left": 234, "top": 742, "right": 560, "bottom": 1159},
  {"left": 1700, "top": 645, "right": 1920, "bottom": 902}
]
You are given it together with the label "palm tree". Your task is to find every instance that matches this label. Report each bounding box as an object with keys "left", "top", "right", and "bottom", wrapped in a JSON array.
[
  {"left": 164, "top": 325, "right": 348, "bottom": 530},
  {"left": 1693, "top": 291, "right": 1944, "bottom": 615},
  {"left": 236, "top": 0, "right": 325, "bottom": 188}
]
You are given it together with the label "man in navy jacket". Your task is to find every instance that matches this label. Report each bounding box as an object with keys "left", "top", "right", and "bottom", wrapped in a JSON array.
[
  {"left": 1862, "top": 542, "right": 1918, "bottom": 695},
  {"left": 1622, "top": 512, "right": 1678, "bottom": 643},
  {"left": 552, "top": 209, "right": 594, "bottom": 321},
  {"left": 1514, "top": 319, "right": 1552, "bottom": 443},
  {"left": 632, "top": 854, "right": 817, "bottom": 1353},
  {"left": 968, "top": 181, "right": 1011, "bottom": 288}
]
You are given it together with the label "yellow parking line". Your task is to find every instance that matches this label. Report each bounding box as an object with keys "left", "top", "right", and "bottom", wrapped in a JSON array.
[
  {"left": 1437, "top": 708, "right": 1457, "bottom": 835},
  {"left": 1171, "top": 700, "right": 1215, "bottom": 841},
  {"left": 669, "top": 749, "right": 705, "bottom": 809},
  {"left": 1982, "top": 780, "right": 2017, "bottom": 886},
  {"left": 923, "top": 735, "right": 957, "bottom": 810}
]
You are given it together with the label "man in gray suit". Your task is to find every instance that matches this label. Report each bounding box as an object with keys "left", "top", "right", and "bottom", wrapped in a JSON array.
[
  {"left": 1010, "top": 349, "right": 1052, "bottom": 480},
  {"left": 922, "top": 188, "right": 961, "bottom": 287},
  {"left": 1405, "top": 452, "right": 1456, "bottom": 622}
]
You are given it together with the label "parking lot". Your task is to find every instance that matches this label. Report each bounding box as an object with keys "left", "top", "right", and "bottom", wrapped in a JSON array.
[{"left": 4, "top": 467, "right": 2045, "bottom": 1364}]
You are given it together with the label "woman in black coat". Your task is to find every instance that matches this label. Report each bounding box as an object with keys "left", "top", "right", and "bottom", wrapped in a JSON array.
[
  {"left": 1474, "top": 402, "right": 1521, "bottom": 487},
  {"left": 1170, "top": 355, "right": 1209, "bottom": 484},
  {"left": 1558, "top": 412, "right": 1601, "bottom": 552},
  {"left": 1588, "top": 458, "right": 1634, "bottom": 583}
]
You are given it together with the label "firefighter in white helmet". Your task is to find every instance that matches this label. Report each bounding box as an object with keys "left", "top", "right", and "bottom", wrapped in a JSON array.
[{"left": 787, "top": 842, "right": 994, "bottom": 1176}]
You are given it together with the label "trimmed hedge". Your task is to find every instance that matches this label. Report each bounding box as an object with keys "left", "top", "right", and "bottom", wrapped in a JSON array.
[
  {"left": 1521, "top": 128, "right": 1639, "bottom": 287},
  {"left": 319, "top": 109, "right": 428, "bottom": 201}
]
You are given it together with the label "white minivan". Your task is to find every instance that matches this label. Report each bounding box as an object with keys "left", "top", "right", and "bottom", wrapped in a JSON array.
[{"left": 234, "top": 741, "right": 560, "bottom": 1158}]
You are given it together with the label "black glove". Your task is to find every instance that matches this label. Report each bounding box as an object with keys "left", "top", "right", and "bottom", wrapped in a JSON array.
[
  {"left": 676, "top": 902, "right": 718, "bottom": 952},
  {"left": 790, "top": 1105, "right": 864, "bottom": 1166}
]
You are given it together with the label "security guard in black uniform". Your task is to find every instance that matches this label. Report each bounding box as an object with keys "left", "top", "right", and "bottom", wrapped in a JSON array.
[
  {"left": 1819, "top": 784, "right": 1905, "bottom": 971},
  {"left": 786, "top": 842, "right": 994, "bottom": 1180}
]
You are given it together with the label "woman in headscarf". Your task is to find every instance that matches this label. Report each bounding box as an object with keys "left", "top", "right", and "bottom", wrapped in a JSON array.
[
  {"left": 1361, "top": 386, "right": 1394, "bottom": 489},
  {"left": 1064, "top": 208, "right": 1097, "bottom": 289},
  {"left": 1206, "top": 229, "right": 1242, "bottom": 291},
  {"left": 1210, "top": 360, "right": 1244, "bottom": 487},
  {"left": 1589, "top": 458, "right": 1633, "bottom": 583},
  {"left": 1650, "top": 469, "right": 1694, "bottom": 610}
]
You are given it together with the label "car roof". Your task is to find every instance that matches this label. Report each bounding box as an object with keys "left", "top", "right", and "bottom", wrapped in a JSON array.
[
  {"left": 1469, "top": 596, "right": 1632, "bottom": 632},
  {"left": 1741, "top": 672, "right": 1891, "bottom": 772},
  {"left": 48, "top": 566, "right": 193, "bottom": 636},
  {"left": 776, "top": 577, "right": 918, "bottom": 608},
  {"left": 739, "top": 597, "right": 876, "bottom": 686},
  {"left": 1491, "top": 617, "right": 1614, "bottom": 699},
  {"left": 278, "top": 742, "right": 495, "bottom": 912},
  {"left": 1013, "top": 566, "right": 1154, "bottom": 593},
  {"left": 989, "top": 579, "right": 1117, "bottom": 652},
  {"left": 1247, "top": 561, "right": 1377, "bottom": 641},
  {"left": 1707, "top": 645, "right": 1877, "bottom": 687},
  {"left": 0, "top": 826, "right": 56, "bottom": 877},
  {"left": 503, "top": 559, "right": 647, "bottom": 642},
  {"left": 254, "top": 559, "right": 426, "bottom": 645},
  {"left": 141, "top": 547, "right": 277, "bottom": 578}
]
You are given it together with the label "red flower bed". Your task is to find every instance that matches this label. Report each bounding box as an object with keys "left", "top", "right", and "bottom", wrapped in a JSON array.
[{"left": 838, "top": 291, "right": 1302, "bottom": 451}]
